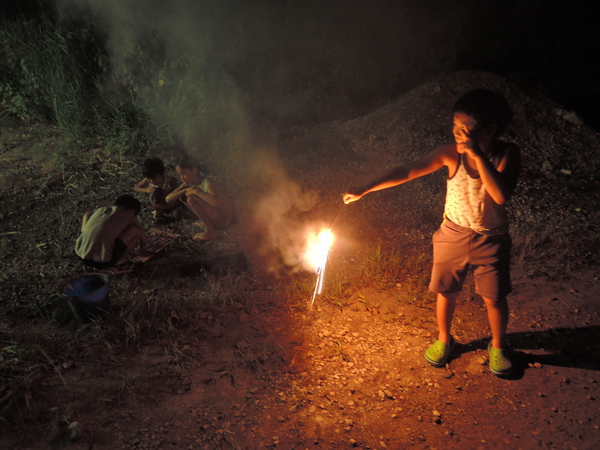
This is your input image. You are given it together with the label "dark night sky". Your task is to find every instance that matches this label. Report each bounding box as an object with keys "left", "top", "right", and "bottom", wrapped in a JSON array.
[{"left": 2, "top": 0, "right": 599, "bottom": 129}]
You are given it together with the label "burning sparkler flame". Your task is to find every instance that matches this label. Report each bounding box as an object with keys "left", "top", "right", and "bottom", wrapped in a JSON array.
[
  {"left": 305, "top": 228, "right": 334, "bottom": 309},
  {"left": 305, "top": 229, "right": 334, "bottom": 269}
]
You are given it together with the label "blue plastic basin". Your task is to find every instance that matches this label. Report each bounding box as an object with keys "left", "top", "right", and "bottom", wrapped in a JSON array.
[{"left": 57, "top": 273, "right": 110, "bottom": 322}]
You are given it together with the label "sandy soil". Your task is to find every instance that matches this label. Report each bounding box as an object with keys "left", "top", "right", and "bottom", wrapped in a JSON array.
[{"left": 1, "top": 71, "right": 599, "bottom": 449}]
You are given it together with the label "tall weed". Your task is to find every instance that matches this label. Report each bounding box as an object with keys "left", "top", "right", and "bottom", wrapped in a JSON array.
[{"left": 0, "top": 16, "right": 93, "bottom": 138}]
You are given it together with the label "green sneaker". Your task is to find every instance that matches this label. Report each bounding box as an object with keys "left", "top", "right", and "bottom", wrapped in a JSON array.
[
  {"left": 425, "top": 336, "right": 455, "bottom": 368},
  {"left": 488, "top": 342, "right": 513, "bottom": 377}
]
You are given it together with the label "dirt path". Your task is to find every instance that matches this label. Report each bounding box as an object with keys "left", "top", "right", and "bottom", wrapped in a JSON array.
[{"left": 60, "top": 264, "right": 600, "bottom": 449}]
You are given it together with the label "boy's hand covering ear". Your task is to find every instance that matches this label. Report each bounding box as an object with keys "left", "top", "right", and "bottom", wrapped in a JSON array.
[{"left": 461, "top": 139, "right": 485, "bottom": 158}]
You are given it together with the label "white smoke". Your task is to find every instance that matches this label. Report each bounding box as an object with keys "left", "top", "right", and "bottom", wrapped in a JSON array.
[{"left": 247, "top": 149, "right": 327, "bottom": 272}]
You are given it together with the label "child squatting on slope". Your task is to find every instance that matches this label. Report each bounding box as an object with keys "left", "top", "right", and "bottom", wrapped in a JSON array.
[
  {"left": 166, "top": 155, "right": 235, "bottom": 242},
  {"left": 343, "top": 89, "right": 520, "bottom": 377}
]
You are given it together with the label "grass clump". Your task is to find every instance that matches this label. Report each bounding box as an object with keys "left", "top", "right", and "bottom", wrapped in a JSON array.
[{"left": 361, "top": 241, "right": 430, "bottom": 290}]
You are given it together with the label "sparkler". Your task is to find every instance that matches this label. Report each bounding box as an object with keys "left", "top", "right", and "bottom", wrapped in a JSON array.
[{"left": 305, "top": 228, "right": 334, "bottom": 309}]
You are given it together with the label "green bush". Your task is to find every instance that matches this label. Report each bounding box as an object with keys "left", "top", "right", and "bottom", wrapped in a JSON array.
[
  {"left": 0, "top": 15, "right": 239, "bottom": 159},
  {"left": 0, "top": 17, "right": 90, "bottom": 136}
]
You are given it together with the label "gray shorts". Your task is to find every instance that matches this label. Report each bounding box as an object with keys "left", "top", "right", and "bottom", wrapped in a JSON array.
[{"left": 429, "top": 220, "right": 512, "bottom": 300}]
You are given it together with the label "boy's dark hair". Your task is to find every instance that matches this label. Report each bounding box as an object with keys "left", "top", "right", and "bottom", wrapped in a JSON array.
[
  {"left": 142, "top": 157, "right": 165, "bottom": 179},
  {"left": 452, "top": 89, "right": 512, "bottom": 136},
  {"left": 177, "top": 154, "right": 210, "bottom": 176},
  {"left": 114, "top": 195, "right": 142, "bottom": 214}
]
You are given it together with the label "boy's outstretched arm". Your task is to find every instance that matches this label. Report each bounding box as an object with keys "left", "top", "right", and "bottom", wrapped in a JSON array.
[
  {"left": 133, "top": 178, "right": 155, "bottom": 194},
  {"left": 165, "top": 182, "right": 189, "bottom": 204},
  {"left": 343, "top": 145, "right": 453, "bottom": 204}
]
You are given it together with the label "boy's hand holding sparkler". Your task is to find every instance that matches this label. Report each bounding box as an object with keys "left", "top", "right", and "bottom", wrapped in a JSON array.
[{"left": 342, "top": 187, "right": 365, "bottom": 204}]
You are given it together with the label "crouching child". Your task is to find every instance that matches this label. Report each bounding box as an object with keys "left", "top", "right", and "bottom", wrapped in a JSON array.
[
  {"left": 133, "top": 157, "right": 183, "bottom": 221},
  {"left": 75, "top": 195, "right": 148, "bottom": 269}
]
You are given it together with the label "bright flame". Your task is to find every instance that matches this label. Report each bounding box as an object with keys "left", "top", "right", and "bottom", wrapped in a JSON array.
[
  {"left": 305, "top": 228, "right": 334, "bottom": 309},
  {"left": 304, "top": 228, "right": 334, "bottom": 270}
]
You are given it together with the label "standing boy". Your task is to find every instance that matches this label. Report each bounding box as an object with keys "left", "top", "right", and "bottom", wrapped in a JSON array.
[
  {"left": 76, "top": 195, "right": 148, "bottom": 269},
  {"left": 343, "top": 90, "right": 520, "bottom": 377}
]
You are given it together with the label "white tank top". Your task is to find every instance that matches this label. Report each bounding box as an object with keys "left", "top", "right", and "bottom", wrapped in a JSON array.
[{"left": 444, "top": 154, "right": 508, "bottom": 235}]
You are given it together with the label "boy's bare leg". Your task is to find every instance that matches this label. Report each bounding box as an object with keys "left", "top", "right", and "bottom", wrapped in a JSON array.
[
  {"left": 437, "top": 292, "right": 458, "bottom": 343},
  {"left": 116, "top": 225, "right": 145, "bottom": 265},
  {"left": 483, "top": 296, "right": 508, "bottom": 349},
  {"left": 186, "top": 195, "right": 221, "bottom": 238}
]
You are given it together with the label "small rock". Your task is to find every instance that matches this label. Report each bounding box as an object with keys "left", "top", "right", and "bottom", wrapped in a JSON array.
[
  {"left": 68, "top": 422, "right": 80, "bottom": 441},
  {"left": 563, "top": 111, "right": 584, "bottom": 125}
]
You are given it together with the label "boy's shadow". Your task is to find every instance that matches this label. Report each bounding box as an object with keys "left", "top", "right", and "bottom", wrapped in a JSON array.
[{"left": 453, "top": 326, "right": 600, "bottom": 380}]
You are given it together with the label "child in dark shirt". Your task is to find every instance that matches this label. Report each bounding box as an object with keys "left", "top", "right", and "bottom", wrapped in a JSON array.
[{"left": 133, "top": 157, "right": 180, "bottom": 220}]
